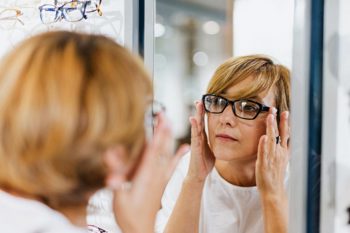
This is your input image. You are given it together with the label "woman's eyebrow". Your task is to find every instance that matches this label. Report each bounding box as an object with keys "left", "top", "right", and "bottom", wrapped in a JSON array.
[
  {"left": 248, "top": 96, "right": 263, "bottom": 101},
  {"left": 238, "top": 95, "right": 262, "bottom": 101},
  {"left": 220, "top": 91, "right": 264, "bottom": 102}
]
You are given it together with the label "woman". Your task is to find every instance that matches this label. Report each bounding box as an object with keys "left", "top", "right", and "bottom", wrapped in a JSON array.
[
  {"left": 0, "top": 31, "right": 186, "bottom": 233},
  {"left": 156, "top": 55, "right": 290, "bottom": 233}
]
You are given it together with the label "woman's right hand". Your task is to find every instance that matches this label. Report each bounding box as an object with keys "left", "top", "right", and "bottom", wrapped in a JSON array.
[
  {"left": 186, "top": 101, "right": 215, "bottom": 182},
  {"left": 112, "top": 113, "right": 189, "bottom": 233}
]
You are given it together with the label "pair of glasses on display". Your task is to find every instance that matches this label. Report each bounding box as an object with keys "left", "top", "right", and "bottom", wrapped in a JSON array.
[
  {"left": 38, "top": 0, "right": 102, "bottom": 24},
  {"left": 202, "top": 94, "right": 271, "bottom": 120},
  {"left": 0, "top": 8, "right": 24, "bottom": 26}
]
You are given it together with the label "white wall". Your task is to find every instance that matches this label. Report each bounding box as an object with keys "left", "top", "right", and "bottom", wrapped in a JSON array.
[{"left": 233, "top": 0, "right": 294, "bottom": 68}]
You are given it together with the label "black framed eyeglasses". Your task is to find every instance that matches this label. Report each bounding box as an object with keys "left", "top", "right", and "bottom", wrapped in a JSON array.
[{"left": 202, "top": 94, "right": 270, "bottom": 120}]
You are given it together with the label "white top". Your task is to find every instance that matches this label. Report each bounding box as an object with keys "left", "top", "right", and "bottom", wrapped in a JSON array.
[
  {"left": 87, "top": 188, "right": 122, "bottom": 233},
  {"left": 0, "top": 191, "right": 86, "bottom": 233},
  {"left": 155, "top": 153, "right": 264, "bottom": 233}
]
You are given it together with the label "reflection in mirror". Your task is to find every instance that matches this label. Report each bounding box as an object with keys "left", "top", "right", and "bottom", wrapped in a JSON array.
[{"left": 154, "top": 0, "right": 294, "bottom": 233}]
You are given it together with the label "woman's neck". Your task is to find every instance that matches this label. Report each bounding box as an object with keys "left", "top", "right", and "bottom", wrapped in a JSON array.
[{"left": 215, "top": 158, "right": 257, "bottom": 187}]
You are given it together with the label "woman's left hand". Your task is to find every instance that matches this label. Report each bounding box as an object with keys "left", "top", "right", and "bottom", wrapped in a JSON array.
[
  {"left": 255, "top": 109, "right": 290, "bottom": 233},
  {"left": 112, "top": 113, "right": 189, "bottom": 233},
  {"left": 256, "top": 109, "right": 290, "bottom": 197}
]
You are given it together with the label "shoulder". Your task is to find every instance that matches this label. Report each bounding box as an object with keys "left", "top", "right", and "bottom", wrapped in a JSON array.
[{"left": 0, "top": 191, "right": 86, "bottom": 233}]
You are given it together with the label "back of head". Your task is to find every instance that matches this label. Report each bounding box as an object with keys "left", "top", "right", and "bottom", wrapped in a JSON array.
[
  {"left": 0, "top": 31, "right": 152, "bottom": 208},
  {"left": 207, "top": 55, "right": 290, "bottom": 113}
]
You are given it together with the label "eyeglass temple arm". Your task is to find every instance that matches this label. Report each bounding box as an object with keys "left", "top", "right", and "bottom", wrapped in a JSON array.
[
  {"left": 262, "top": 106, "right": 280, "bottom": 116},
  {"left": 262, "top": 106, "right": 270, "bottom": 112}
]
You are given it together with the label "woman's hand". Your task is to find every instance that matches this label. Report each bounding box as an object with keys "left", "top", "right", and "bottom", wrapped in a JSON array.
[
  {"left": 256, "top": 109, "right": 290, "bottom": 196},
  {"left": 256, "top": 109, "right": 290, "bottom": 233},
  {"left": 112, "top": 113, "right": 189, "bottom": 233},
  {"left": 187, "top": 101, "right": 215, "bottom": 182}
]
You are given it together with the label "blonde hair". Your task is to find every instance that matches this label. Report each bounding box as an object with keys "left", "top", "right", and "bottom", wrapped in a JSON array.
[
  {"left": 207, "top": 55, "right": 290, "bottom": 113},
  {"left": 0, "top": 31, "right": 152, "bottom": 207}
]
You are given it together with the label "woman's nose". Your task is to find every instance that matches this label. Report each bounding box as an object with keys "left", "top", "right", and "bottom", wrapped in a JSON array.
[{"left": 219, "top": 104, "right": 238, "bottom": 126}]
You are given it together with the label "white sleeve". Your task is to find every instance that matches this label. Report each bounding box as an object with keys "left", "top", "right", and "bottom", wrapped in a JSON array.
[
  {"left": 87, "top": 189, "right": 122, "bottom": 233},
  {"left": 155, "top": 152, "right": 191, "bottom": 233}
]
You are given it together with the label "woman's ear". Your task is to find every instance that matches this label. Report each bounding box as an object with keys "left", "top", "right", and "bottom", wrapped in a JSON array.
[{"left": 103, "top": 145, "right": 130, "bottom": 189}]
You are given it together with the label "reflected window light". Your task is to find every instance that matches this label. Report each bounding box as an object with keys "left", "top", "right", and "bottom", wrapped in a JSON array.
[
  {"left": 155, "top": 23, "right": 166, "bottom": 37},
  {"left": 155, "top": 53, "right": 167, "bottom": 70},
  {"left": 193, "top": 51, "right": 208, "bottom": 66},
  {"left": 202, "top": 20, "right": 220, "bottom": 35}
]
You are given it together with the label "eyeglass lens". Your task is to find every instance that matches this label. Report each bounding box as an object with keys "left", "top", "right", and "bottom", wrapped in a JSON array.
[
  {"left": 39, "top": 5, "right": 58, "bottom": 24},
  {"left": 0, "top": 9, "right": 20, "bottom": 19},
  {"left": 63, "top": 2, "right": 85, "bottom": 22}
]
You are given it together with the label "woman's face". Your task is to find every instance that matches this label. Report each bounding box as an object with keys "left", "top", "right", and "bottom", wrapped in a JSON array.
[{"left": 207, "top": 77, "right": 276, "bottom": 162}]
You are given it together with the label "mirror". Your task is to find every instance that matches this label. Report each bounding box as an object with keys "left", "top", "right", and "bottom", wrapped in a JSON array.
[
  {"left": 154, "top": 0, "right": 294, "bottom": 232},
  {"left": 154, "top": 0, "right": 294, "bottom": 146}
]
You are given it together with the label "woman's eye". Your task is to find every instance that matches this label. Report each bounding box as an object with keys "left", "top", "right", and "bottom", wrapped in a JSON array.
[
  {"left": 216, "top": 98, "right": 226, "bottom": 106},
  {"left": 241, "top": 102, "right": 258, "bottom": 112},
  {"left": 210, "top": 97, "right": 223, "bottom": 106}
]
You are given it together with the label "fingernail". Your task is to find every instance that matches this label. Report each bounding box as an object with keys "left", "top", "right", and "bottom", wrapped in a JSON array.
[
  {"left": 285, "top": 111, "right": 289, "bottom": 119},
  {"left": 272, "top": 107, "right": 277, "bottom": 114}
]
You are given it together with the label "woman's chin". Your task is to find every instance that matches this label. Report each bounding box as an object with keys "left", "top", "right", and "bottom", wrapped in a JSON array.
[{"left": 213, "top": 149, "right": 257, "bottom": 163}]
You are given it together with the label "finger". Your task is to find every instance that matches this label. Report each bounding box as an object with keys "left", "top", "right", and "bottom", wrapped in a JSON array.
[
  {"left": 152, "top": 113, "right": 173, "bottom": 158},
  {"left": 257, "top": 135, "right": 268, "bottom": 167},
  {"left": 153, "top": 112, "right": 170, "bottom": 137},
  {"left": 194, "top": 100, "right": 205, "bottom": 131},
  {"left": 271, "top": 107, "right": 279, "bottom": 137},
  {"left": 190, "top": 116, "right": 200, "bottom": 138},
  {"left": 130, "top": 114, "right": 173, "bottom": 188},
  {"left": 266, "top": 113, "right": 277, "bottom": 160},
  {"left": 279, "top": 111, "right": 290, "bottom": 148}
]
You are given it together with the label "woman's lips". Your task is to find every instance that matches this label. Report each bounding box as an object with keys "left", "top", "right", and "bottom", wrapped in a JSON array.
[{"left": 216, "top": 133, "right": 238, "bottom": 141}]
